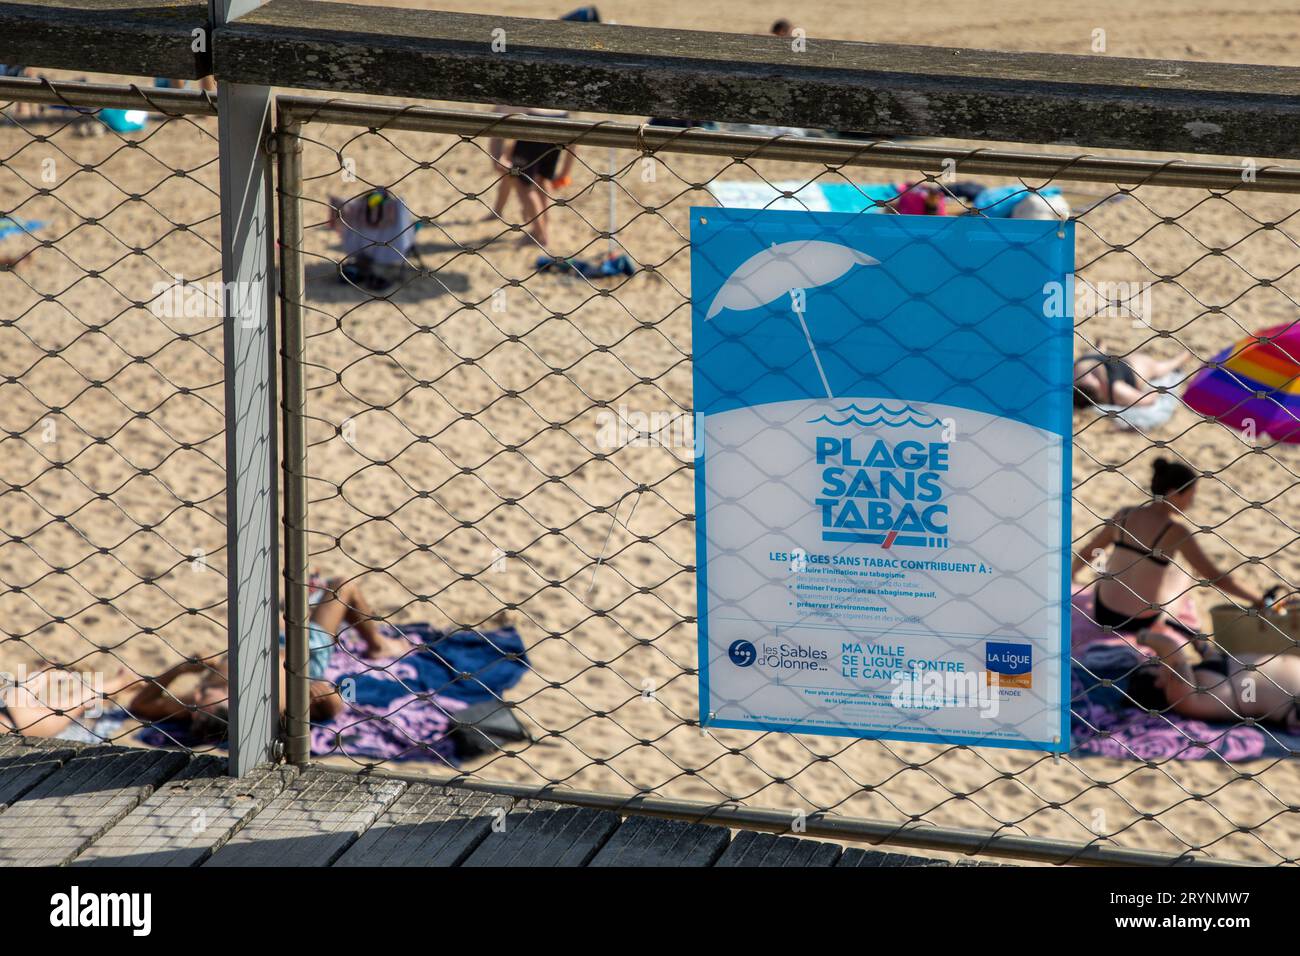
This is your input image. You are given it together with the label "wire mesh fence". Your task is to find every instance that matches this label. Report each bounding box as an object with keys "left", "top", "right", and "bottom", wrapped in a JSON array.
[
  {"left": 0, "top": 78, "right": 229, "bottom": 751},
  {"left": 4, "top": 72, "right": 1300, "bottom": 865},
  {"left": 274, "top": 98, "right": 1300, "bottom": 865}
]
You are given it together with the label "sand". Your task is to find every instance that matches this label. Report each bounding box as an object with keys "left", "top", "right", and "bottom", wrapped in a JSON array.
[{"left": 3, "top": 0, "right": 1300, "bottom": 863}]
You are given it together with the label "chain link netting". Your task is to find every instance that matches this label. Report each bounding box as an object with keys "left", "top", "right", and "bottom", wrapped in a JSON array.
[
  {"left": 5, "top": 73, "right": 1300, "bottom": 864},
  {"left": 0, "top": 79, "right": 228, "bottom": 751},
  {"left": 275, "top": 101, "right": 1300, "bottom": 866}
]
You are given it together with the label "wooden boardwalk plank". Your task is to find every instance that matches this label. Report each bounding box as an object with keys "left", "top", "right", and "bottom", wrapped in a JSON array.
[
  {"left": 589, "top": 815, "right": 730, "bottom": 867},
  {"left": 838, "top": 847, "right": 952, "bottom": 867},
  {"left": 333, "top": 784, "right": 513, "bottom": 867},
  {"left": 0, "top": 737, "right": 81, "bottom": 809},
  {"left": 203, "top": 769, "right": 405, "bottom": 867},
  {"left": 0, "top": 745, "right": 189, "bottom": 866},
  {"left": 715, "top": 830, "right": 843, "bottom": 867},
  {"left": 0, "top": 738, "right": 1025, "bottom": 867},
  {"left": 72, "top": 759, "right": 296, "bottom": 867},
  {"left": 462, "top": 804, "right": 619, "bottom": 867}
]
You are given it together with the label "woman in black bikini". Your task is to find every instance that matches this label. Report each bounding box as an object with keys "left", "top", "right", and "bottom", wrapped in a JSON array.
[
  {"left": 1073, "top": 348, "right": 1185, "bottom": 409},
  {"left": 1072, "top": 458, "right": 1262, "bottom": 637}
]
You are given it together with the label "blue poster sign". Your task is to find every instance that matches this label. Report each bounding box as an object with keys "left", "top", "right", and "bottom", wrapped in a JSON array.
[{"left": 692, "top": 207, "right": 1073, "bottom": 752}]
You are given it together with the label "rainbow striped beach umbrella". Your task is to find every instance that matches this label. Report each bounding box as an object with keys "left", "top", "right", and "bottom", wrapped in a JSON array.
[{"left": 1184, "top": 322, "right": 1300, "bottom": 442}]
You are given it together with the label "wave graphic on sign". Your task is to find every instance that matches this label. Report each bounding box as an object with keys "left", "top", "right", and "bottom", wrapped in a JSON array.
[{"left": 806, "top": 402, "right": 943, "bottom": 429}]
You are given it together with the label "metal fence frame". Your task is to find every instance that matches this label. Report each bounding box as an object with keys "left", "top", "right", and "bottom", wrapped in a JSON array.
[
  {"left": 269, "top": 95, "right": 1300, "bottom": 867},
  {"left": 7, "top": 2, "right": 1300, "bottom": 865},
  {"left": 0, "top": 75, "right": 1291, "bottom": 868}
]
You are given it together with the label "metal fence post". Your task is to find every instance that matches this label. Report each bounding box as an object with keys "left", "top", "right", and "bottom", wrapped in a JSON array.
[
  {"left": 277, "top": 111, "right": 310, "bottom": 766},
  {"left": 214, "top": 0, "right": 281, "bottom": 775}
]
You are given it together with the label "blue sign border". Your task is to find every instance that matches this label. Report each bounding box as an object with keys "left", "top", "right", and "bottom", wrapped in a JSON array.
[{"left": 692, "top": 206, "right": 1073, "bottom": 753}]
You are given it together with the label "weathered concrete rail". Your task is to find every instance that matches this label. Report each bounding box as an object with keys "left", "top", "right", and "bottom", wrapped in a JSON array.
[{"left": 4, "top": 1, "right": 1300, "bottom": 158}]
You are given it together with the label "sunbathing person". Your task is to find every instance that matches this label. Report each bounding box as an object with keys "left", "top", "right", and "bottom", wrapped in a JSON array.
[
  {"left": 300, "top": 574, "right": 408, "bottom": 677},
  {"left": 126, "top": 576, "right": 406, "bottom": 740},
  {"left": 0, "top": 664, "right": 136, "bottom": 738},
  {"left": 1073, "top": 346, "right": 1186, "bottom": 409},
  {"left": 125, "top": 653, "right": 339, "bottom": 741},
  {"left": 1071, "top": 457, "right": 1262, "bottom": 638},
  {"left": 1126, "top": 624, "right": 1300, "bottom": 732}
]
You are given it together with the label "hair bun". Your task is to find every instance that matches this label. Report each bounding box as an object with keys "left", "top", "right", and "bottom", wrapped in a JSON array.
[{"left": 1150, "top": 456, "right": 1198, "bottom": 496}]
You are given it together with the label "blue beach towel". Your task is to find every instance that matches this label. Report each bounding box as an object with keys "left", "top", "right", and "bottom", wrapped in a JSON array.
[
  {"left": 973, "top": 184, "right": 1064, "bottom": 218},
  {"left": 0, "top": 216, "right": 44, "bottom": 240},
  {"left": 137, "top": 622, "right": 529, "bottom": 764},
  {"left": 341, "top": 622, "right": 529, "bottom": 709},
  {"left": 536, "top": 252, "right": 637, "bottom": 278}
]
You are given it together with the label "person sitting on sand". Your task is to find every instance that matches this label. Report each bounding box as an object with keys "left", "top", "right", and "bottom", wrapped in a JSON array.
[
  {"left": 1071, "top": 457, "right": 1263, "bottom": 638},
  {"left": 1125, "top": 623, "right": 1300, "bottom": 732},
  {"left": 485, "top": 106, "right": 577, "bottom": 249},
  {"left": 1074, "top": 346, "right": 1186, "bottom": 409},
  {"left": 126, "top": 576, "right": 407, "bottom": 740},
  {"left": 0, "top": 665, "right": 136, "bottom": 738},
  {"left": 328, "top": 187, "right": 416, "bottom": 294}
]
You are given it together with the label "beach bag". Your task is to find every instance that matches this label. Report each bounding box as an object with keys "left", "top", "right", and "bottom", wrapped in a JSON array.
[
  {"left": 448, "top": 700, "right": 530, "bottom": 758},
  {"left": 1210, "top": 603, "right": 1300, "bottom": 655}
]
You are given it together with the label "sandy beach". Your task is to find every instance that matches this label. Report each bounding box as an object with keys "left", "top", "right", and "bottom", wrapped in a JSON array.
[{"left": 3, "top": 0, "right": 1300, "bottom": 862}]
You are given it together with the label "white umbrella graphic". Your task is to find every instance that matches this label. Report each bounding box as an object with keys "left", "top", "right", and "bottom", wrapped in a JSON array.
[{"left": 705, "top": 239, "right": 878, "bottom": 398}]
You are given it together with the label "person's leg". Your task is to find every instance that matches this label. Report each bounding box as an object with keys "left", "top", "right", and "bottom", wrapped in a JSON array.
[
  {"left": 0, "top": 699, "right": 74, "bottom": 737},
  {"left": 489, "top": 174, "right": 517, "bottom": 222},
  {"left": 1, "top": 666, "right": 130, "bottom": 737},
  {"left": 311, "top": 578, "right": 407, "bottom": 658},
  {"left": 342, "top": 252, "right": 376, "bottom": 287},
  {"left": 1133, "top": 354, "right": 1186, "bottom": 380},
  {"left": 519, "top": 182, "right": 550, "bottom": 246},
  {"left": 1286, "top": 702, "right": 1300, "bottom": 735},
  {"left": 366, "top": 262, "right": 403, "bottom": 294}
]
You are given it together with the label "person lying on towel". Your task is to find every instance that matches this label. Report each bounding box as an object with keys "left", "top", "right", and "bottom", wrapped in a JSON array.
[
  {"left": 126, "top": 576, "right": 405, "bottom": 741},
  {"left": 1126, "top": 622, "right": 1300, "bottom": 733},
  {"left": 0, "top": 665, "right": 136, "bottom": 738},
  {"left": 1073, "top": 345, "right": 1186, "bottom": 410}
]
